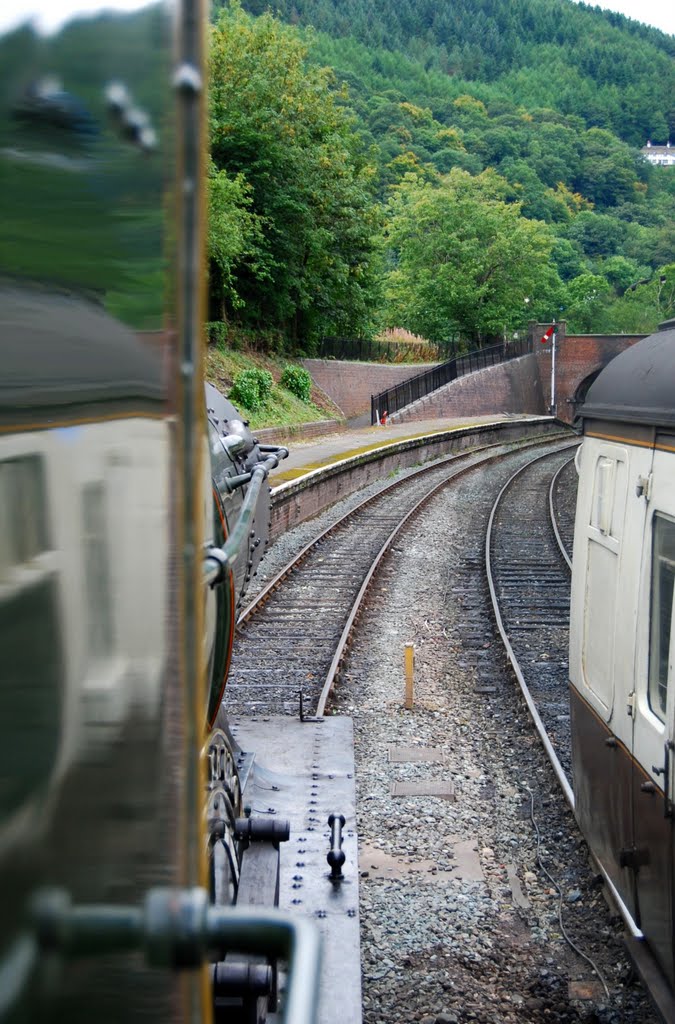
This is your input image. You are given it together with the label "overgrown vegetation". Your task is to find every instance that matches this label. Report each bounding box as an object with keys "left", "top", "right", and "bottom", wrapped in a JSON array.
[
  {"left": 228, "top": 368, "right": 274, "bottom": 411},
  {"left": 205, "top": 344, "right": 344, "bottom": 428},
  {"left": 280, "top": 366, "right": 313, "bottom": 402}
]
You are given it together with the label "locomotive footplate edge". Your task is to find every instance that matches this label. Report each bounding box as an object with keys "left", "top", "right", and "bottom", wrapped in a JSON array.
[{"left": 229, "top": 716, "right": 362, "bottom": 1024}]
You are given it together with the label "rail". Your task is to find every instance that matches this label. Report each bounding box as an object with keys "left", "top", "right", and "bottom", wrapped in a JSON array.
[{"left": 370, "top": 336, "right": 534, "bottom": 424}]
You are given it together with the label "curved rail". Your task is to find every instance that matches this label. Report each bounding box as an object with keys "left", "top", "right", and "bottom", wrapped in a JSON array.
[
  {"left": 227, "top": 433, "right": 573, "bottom": 718},
  {"left": 317, "top": 436, "right": 573, "bottom": 715},
  {"left": 238, "top": 431, "right": 568, "bottom": 626},
  {"left": 486, "top": 444, "right": 643, "bottom": 944},
  {"left": 485, "top": 445, "right": 578, "bottom": 808},
  {"left": 315, "top": 444, "right": 535, "bottom": 715},
  {"left": 548, "top": 454, "right": 575, "bottom": 571}
]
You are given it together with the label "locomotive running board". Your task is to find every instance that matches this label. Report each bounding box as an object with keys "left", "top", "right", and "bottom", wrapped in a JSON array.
[{"left": 229, "top": 716, "right": 362, "bottom": 1024}]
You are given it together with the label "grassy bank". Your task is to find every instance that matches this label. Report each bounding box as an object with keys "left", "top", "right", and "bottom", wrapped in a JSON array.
[{"left": 205, "top": 343, "right": 344, "bottom": 429}]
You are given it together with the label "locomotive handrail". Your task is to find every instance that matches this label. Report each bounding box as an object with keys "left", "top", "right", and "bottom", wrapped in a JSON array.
[
  {"left": 31, "top": 886, "right": 322, "bottom": 1024},
  {"left": 204, "top": 447, "right": 287, "bottom": 587}
]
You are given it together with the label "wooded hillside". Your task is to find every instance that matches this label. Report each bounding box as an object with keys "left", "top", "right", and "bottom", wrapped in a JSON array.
[{"left": 205, "top": 0, "right": 674, "bottom": 344}]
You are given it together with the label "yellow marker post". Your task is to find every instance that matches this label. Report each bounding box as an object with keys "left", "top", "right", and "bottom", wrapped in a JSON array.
[{"left": 404, "top": 643, "right": 415, "bottom": 709}]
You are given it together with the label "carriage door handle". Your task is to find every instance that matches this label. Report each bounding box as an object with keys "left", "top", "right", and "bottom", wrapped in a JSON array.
[{"left": 652, "top": 741, "right": 674, "bottom": 819}]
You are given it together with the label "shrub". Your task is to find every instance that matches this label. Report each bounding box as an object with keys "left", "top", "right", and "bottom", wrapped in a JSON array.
[
  {"left": 206, "top": 321, "right": 228, "bottom": 347},
  {"left": 229, "top": 369, "right": 274, "bottom": 410},
  {"left": 280, "top": 365, "right": 312, "bottom": 402}
]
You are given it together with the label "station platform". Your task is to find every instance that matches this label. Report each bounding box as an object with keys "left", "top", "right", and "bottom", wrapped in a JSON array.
[{"left": 269, "top": 413, "right": 523, "bottom": 486}]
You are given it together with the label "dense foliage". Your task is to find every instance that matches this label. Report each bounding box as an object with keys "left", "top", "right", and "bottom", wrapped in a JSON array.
[
  {"left": 207, "top": 0, "right": 675, "bottom": 342},
  {"left": 208, "top": 4, "right": 381, "bottom": 344},
  {"left": 280, "top": 366, "right": 313, "bottom": 402},
  {"left": 228, "top": 368, "right": 274, "bottom": 410},
  {"left": 385, "top": 169, "right": 562, "bottom": 342},
  {"left": 1, "top": 1, "right": 672, "bottom": 343},
  {"left": 247, "top": 0, "right": 675, "bottom": 146}
]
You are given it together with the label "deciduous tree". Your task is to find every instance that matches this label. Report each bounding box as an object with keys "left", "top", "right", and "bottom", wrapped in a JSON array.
[{"left": 383, "top": 169, "right": 562, "bottom": 343}]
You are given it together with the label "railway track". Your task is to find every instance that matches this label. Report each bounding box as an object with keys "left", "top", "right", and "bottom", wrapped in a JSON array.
[
  {"left": 223, "top": 432, "right": 572, "bottom": 719},
  {"left": 225, "top": 429, "right": 656, "bottom": 1022},
  {"left": 550, "top": 453, "right": 578, "bottom": 568},
  {"left": 486, "top": 444, "right": 658, "bottom": 984},
  {"left": 486, "top": 445, "right": 579, "bottom": 792},
  {"left": 327, "top": 434, "right": 656, "bottom": 1024}
]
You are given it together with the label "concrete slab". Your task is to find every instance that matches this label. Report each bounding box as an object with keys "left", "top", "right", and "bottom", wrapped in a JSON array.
[
  {"left": 390, "top": 780, "right": 456, "bottom": 800},
  {"left": 359, "top": 841, "right": 454, "bottom": 883}
]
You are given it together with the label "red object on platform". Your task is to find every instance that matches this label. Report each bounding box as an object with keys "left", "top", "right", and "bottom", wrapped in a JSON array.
[{"left": 540, "top": 325, "right": 555, "bottom": 344}]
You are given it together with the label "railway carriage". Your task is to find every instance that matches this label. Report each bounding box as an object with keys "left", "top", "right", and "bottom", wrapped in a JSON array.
[{"left": 569, "top": 320, "right": 675, "bottom": 1005}]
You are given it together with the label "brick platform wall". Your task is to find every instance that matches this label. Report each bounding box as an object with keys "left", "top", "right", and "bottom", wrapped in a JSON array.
[
  {"left": 269, "top": 417, "right": 563, "bottom": 541},
  {"left": 301, "top": 359, "right": 437, "bottom": 419},
  {"left": 390, "top": 354, "right": 545, "bottom": 423}
]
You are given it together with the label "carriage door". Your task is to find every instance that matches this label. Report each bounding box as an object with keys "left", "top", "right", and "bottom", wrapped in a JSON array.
[{"left": 632, "top": 443, "right": 675, "bottom": 986}]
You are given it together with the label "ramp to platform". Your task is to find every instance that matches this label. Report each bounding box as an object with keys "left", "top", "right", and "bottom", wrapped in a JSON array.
[{"left": 229, "top": 716, "right": 362, "bottom": 1024}]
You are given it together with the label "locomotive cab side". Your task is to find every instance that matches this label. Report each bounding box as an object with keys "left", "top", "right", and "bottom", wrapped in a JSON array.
[{"left": 569, "top": 322, "right": 675, "bottom": 997}]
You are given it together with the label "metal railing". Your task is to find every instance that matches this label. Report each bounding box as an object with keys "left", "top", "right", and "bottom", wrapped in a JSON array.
[
  {"left": 316, "top": 335, "right": 459, "bottom": 364},
  {"left": 370, "top": 337, "right": 534, "bottom": 424}
]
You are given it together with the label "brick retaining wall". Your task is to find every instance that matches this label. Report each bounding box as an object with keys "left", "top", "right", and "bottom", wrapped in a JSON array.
[
  {"left": 542, "top": 334, "right": 646, "bottom": 423},
  {"left": 389, "top": 354, "right": 545, "bottom": 423},
  {"left": 300, "top": 335, "right": 647, "bottom": 428},
  {"left": 301, "top": 359, "right": 437, "bottom": 419},
  {"left": 254, "top": 419, "right": 345, "bottom": 445}
]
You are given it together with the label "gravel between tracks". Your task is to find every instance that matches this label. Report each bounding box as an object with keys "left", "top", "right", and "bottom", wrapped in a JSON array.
[
  {"left": 247, "top": 443, "right": 657, "bottom": 1024},
  {"left": 322, "top": 447, "right": 657, "bottom": 1024}
]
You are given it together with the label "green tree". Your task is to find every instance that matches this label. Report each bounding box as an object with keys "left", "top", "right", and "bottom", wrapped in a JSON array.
[
  {"left": 564, "top": 273, "right": 611, "bottom": 332},
  {"left": 207, "top": 160, "right": 264, "bottom": 320},
  {"left": 600, "top": 263, "right": 675, "bottom": 333},
  {"left": 209, "top": 3, "right": 380, "bottom": 342},
  {"left": 383, "top": 169, "right": 562, "bottom": 343}
]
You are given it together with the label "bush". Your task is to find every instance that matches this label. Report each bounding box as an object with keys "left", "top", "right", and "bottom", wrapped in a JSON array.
[
  {"left": 206, "top": 321, "right": 228, "bottom": 347},
  {"left": 229, "top": 369, "right": 274, "bottom": 410},
  {"left": 280, "top": 365, "right": 312, "bottom": 402}
]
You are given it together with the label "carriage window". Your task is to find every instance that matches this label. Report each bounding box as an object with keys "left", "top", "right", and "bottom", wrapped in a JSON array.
[
  {"left": 0, "top": 456, "right": 48, "bottom": 579},
  {"left": 82, "top": 482, "right": 113, "bottom": 659},
  {"left": 648, "top": 513, "right": 675, "bottom": 722},
  {"left": 590, "top": 454, "right": 627, "bottom": 541}
]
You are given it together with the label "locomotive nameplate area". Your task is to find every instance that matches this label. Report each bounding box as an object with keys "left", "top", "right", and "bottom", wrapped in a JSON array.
[{"left": 229, "top": 716, "right": 362, "bottom": 1024}]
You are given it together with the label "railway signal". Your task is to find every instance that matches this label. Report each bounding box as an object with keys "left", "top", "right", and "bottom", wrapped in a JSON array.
[{"left": 540, "top": 322, "right": 557, "bottom": 415}]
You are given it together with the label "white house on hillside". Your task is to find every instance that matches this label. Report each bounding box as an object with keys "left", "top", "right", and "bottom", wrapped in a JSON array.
[{"left": 641, "top": 141, "right": 675, "bottom": 166}]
